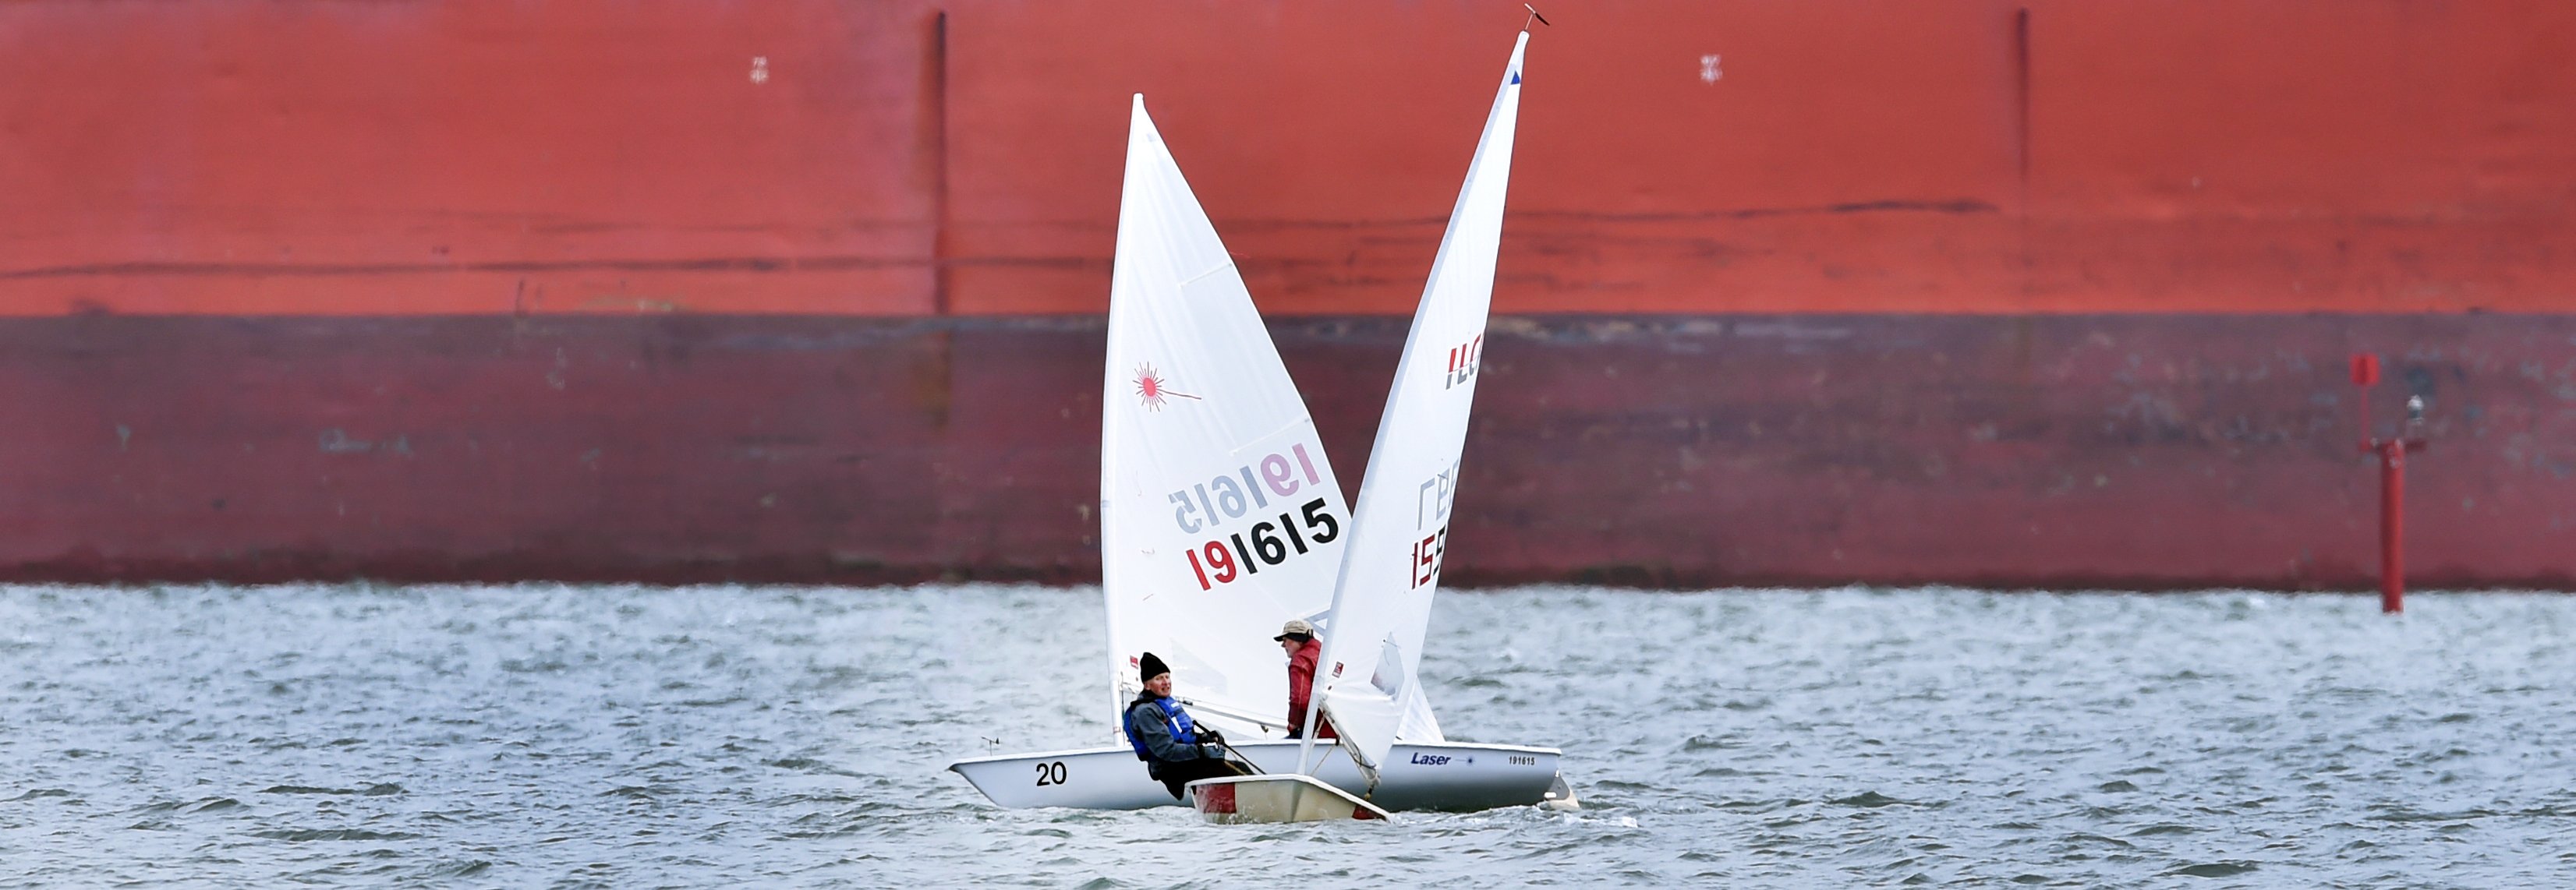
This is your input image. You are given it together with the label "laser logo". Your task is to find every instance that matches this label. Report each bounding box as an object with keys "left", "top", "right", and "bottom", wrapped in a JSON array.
[{"left": 1133, "top": 362, "right": 1201, "bottom": 411}]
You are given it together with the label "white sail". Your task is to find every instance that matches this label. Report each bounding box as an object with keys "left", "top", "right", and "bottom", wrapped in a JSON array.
[
  {"left": 948, "top": 78, "right": 1565, "bottom": 818},
  {"left": 1100, "top": 96, "right": 1356, "bottom": 740},
  {"left": 1309, "top": 33, "right": 1527, "bottom": 774}
]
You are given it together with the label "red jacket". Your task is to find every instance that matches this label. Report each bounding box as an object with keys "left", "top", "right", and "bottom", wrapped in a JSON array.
[{"left": 1286, "top": 637, "right": 1336, "bottom": 739}]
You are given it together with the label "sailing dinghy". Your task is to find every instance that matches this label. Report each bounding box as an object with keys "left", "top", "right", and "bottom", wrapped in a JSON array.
[
  {"left": 947, "top": 92, "right": 1559, "bottom": 812},
  {"left": 1187, "top": 29, "right": 1534, "bottom": 825}
]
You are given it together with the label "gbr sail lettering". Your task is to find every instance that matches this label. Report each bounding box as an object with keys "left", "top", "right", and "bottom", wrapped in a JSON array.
[
  {"left": 1412, "top": 461, "right": 1460, "bottom": 588},
  {"left": 1172, "top": 443, "right": 1345, "bottom": 590}
]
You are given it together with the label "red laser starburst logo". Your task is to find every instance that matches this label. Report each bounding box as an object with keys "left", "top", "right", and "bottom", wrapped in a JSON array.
[{"left": 1133, "top": 362, "right": 1200, "bottom": 411}]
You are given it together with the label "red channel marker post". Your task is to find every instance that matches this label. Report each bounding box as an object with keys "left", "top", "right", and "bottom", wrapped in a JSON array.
[{"left": 2350, "top": 353, "right": 2427, "bottom": 614}]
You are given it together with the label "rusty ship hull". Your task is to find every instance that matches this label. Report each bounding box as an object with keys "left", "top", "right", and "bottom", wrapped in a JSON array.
[{"left": 2, "top": 2, "right": 2572, "bottom": 588}]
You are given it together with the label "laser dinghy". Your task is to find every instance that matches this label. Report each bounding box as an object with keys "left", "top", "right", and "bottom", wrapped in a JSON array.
[
  {"left": 949, "top": 79, "right": 1559, "bottom": 814},
  {"left": 1186, "top": 27, "right": 1540, "bottom": 825}
]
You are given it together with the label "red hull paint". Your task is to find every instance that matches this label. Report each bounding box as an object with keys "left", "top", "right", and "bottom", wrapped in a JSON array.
[
  {"left": 0, "top": 314, "right": 2567, "bottom": 590},
  {"left": 4, "top": 2, "right": 2574, "bottom": 316},
  {"left": 3, "top": 3, "right": 2574, "bottom": 588}
]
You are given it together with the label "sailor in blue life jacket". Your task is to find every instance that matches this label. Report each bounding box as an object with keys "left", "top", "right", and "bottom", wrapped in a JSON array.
[{"left": 1123, "top": 652, "right": 1247, "bottom": 800}]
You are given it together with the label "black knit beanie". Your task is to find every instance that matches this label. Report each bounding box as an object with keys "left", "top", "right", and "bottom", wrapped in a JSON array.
[{"left": 1138, "top": 652, "right": 1170, "bottom": 684}]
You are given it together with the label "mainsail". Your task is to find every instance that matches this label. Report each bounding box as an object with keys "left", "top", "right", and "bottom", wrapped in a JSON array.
[
  {"left": 1099, "top": 96, "right": 1356, "bottom": 739},
  {"left": 1306, "top": 32, "right": 1527, "bottom": 775}
]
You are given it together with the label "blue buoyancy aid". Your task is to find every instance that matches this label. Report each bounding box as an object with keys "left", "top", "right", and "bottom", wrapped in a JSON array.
[{"left": 1123, "top": 695, "right": 1198, "bottom": 761}]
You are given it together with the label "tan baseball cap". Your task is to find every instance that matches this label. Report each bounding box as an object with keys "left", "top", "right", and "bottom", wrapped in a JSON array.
[{"left": 1274, "top": 619, "right": 1317, "bottom": 641}]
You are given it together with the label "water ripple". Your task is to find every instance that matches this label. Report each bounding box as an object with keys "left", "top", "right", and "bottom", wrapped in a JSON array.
[{"left": 2, "top": 584, "right": 2574, "bottom": 885}]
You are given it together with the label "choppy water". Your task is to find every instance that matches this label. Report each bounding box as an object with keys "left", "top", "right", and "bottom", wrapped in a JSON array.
[{"left": 3, "top": 584, "right": 2574, "bottom": 887}]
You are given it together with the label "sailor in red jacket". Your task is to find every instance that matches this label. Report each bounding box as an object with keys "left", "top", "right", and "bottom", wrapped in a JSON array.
[{"left": 1276, "top": 619, "right": 1336, "bottom": 740}]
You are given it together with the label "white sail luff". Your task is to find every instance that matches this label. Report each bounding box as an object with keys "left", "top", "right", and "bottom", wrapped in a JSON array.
[
  {"left": 1304, "top": 33, "right": 1529, "bottom": 774},
  {"left": 1102, "top": 95, "right": 1172, "bottom": 735}
]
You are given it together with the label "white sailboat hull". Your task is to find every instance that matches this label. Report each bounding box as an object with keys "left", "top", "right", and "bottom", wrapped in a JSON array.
[
  {"left": 1188, "top": 774, "right": 1392, "bottom": 824},
  {"left": 948, "top": 740, "right": 1559, "bottom": 811}
]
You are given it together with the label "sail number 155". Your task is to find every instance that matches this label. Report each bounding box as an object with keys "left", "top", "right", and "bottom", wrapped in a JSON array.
[{"left": 1184, "top": 497, "right": 1340, "bottom": 590}]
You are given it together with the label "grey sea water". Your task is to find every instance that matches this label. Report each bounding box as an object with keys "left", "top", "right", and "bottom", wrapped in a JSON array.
[{"left": 2, "top": 584, "right": 2572, "bottom": 887}]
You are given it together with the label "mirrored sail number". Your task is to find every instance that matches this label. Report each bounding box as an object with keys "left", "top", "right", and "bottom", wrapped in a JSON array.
[
  {"left": 1444, "top": 335, "right": 1483, "bottom": 390},
  {"left": 1184, "top": 497, "right": 1342, "bottom": 591},
  {"left": 1169, "top": 443, "right": 1326, "bottom": 535}
]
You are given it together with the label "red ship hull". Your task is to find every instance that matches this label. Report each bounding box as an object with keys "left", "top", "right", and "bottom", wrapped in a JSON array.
[{"left": 3, "top": 2, "right": 2572, "bottom": 588}]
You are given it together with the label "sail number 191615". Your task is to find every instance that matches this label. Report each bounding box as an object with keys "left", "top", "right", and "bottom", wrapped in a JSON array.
[{"left": 1184, "top": 497, "right": 1339, "bottom": 590}]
